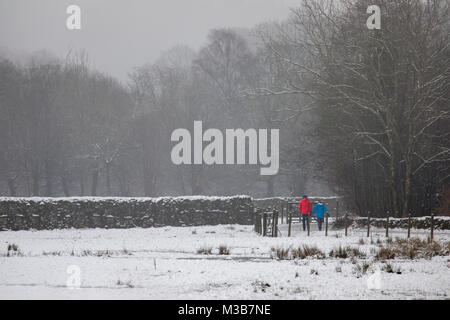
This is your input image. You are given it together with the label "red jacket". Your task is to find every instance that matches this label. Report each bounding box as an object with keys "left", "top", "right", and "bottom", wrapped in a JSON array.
[{"left": 298, "top": 198, "right": 312, "bottom": 215}]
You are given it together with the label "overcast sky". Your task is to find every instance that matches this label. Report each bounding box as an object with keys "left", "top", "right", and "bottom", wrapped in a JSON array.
[{"left": 0, "top": 0, "right": 298, "bottom": 81}]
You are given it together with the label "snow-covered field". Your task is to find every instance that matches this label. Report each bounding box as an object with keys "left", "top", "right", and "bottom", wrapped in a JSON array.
[{"left": 0, "top": 221, "right": 449, "bottom": 299}]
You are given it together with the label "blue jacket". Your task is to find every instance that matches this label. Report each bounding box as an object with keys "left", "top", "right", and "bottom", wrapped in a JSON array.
[{"left": 312, "top": 203, "right": 328, "bottom": 218}]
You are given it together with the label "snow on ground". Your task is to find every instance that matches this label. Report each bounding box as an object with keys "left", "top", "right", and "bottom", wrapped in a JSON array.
[{"left": 0, "top": 221, "right": 449, "bottom": 299}]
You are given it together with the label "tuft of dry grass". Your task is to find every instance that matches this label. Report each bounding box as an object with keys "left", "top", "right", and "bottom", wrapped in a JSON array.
[
  {"left": 43, "top": 251, "right": 63, "bottom": 256},
  {"left": 270, "top": 245, "right": 325, "bottom": 260},
  {"left": 196, "top": 246, "right": 213, "bottom": 255},
  {"left": 218, "top": 245, "right": 230, "bottom": 255},
  {"left": 5, "top": 244, "right": 23, "bottom": 257},
  {"left": 375, "top": 246, "right": 397, "bottom": 260},
  {"left": 271, "top": 247, "right": 290, "bottom": 260},
  {"left": 383, "top": 263, "right": 402, "bottom": 274},
  {"left": 8, "top": 244, "right": 19, "bottom": 252},
  {"left": 116, "top": 279, "right": 134, "bottom": 288},
  {"left": 352, "top": 261, "right": 371, "bottom": 277},
  {"left": 329, "top": 246, "right": 366, "bottom": 259},
  {"left": 329, "top": 246, "right": 348, "bottom": 258},
  {"left": 252, "top": 280, "right": 271, "bottom": 293},
  {"left": 375, "top": 237, "right": 448, "bottom": 261},
  {"left": 310, "top": 268, "right": 319, "bottom": 275},
  {"left": 291, "top": 245, "right": 325, "bottom": 259}
]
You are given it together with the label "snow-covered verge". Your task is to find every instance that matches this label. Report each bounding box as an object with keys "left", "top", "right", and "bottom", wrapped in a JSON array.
[{"left": 0, "top": 223, "right": 448, "bottom": 299}]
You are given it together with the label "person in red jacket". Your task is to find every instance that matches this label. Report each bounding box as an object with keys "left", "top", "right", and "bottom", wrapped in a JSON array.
[{"left": 298, "top": 195, "right": 312, "bottom": 231}]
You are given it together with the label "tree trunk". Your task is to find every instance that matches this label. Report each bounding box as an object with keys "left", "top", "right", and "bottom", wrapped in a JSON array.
[
  {"left": 402, "top": 122, "right": 414, "bottom": 217},
  {"left": 117, "top": 162, "right": 129, "bottom": 197},
  {"left": 266, "top": 177, "right": 274, "bottom": 197},
  {"left": 45, "top": 160, "right": 53, "bottom": 196},
  {"left": 190, "top": 166, "right": 203, "bottom": 195},
  {"left": 31, "top": 161, "right": 40, "bottom": 196},
  {"left": 79, "top": 169, "right": 85, "bottom": 196},
  {"left": 387, "top": 128, "right": 400, "bottom": 217},
  {"left": 91, "top": 168, "right": 99, "bottom": 196},
  {"left": 61, "top": 175, "right": 70, "bottom": 197},
  {"left": 105, "top": 161, "right": 112, "bottom": 196},
  {"left": 7, "top": 177, "right": 16, "bottom": 196}
]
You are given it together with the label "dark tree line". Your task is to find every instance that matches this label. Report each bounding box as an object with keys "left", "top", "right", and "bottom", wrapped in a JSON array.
[
  {"left": 0, "top": 37, "right": 315, "bottom": 198},
  {"left": 0, "top": 0, "right": 448, "bottom": 217},
  {"left": 259, "top": 0, "right": 449, "bottom": 216}
]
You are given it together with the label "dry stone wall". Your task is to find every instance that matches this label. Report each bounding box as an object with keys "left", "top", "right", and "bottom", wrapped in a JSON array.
[
  {"left": 333, "top": 216, "right": 450, "bottom": 230},
  {"left": 0, "top": 196, "right": 254, "bottom": 231}
]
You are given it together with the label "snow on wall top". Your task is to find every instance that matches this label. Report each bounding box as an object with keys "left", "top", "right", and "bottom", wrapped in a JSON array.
[{"left": 0, "top": 195, "right": 252, "bottom": 203}]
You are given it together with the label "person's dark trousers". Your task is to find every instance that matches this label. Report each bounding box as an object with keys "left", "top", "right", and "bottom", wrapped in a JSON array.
[
  {"left": 302, "top": 214, "right": 309, "bottom": 231},
  {"left": 317, "top": 218, "right": 324, "bottom": 231}
]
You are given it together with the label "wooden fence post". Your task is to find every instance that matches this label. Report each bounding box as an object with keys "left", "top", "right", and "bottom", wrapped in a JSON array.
[
  {"left": 336, "top": 200, "right": 339, "bottom": 219},
  {"left": 254, "top": 208, "right": 258, "bottom": 233},
  {"left": 407, "top": 212, "right": 411, "bottom": 239},
  {"left": 385, "top": 211, "right": 390, "bottom": 238},
  {"left": 307, "top": 214, "right": 310, "bottom": 236},
  {"left": 288, "top": 211, "right": 292, "bottom": 237},
  {"left": 430, "top": 213, "right": 434, "bottom": 242},
  {"left": 263, "top": 213, "right": 267, "bottom": 237},
  {"left": 254, "top": 209, "right": 259, "bottom": 234},
  {"left": 273, "top": 210, "right": 278, "bottom": 237},
  {"left": 276, "top": 211, "right": 279, "bottom": 237},
  {"left": 345, "top": 212, "right": 348, "bottom": 237},
  {"left": 259, "top": 216, "right": 262, "bottom": 234},
  {"left": 325, "top": 212, "right": 329, "bottom": 236},
  {"left": 271, "top": 210, "right": 275, "bottom": 237},
  {"left": 367, "top": 211, "right": 371, "bottom": 238},
  {"left": 256, "top": 212, "right": 261, "bottom": 235}
]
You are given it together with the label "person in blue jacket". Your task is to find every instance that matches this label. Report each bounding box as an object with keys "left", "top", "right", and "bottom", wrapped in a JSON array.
[{"left": 312, "top": 200, "right": 329, "bottom": 231}]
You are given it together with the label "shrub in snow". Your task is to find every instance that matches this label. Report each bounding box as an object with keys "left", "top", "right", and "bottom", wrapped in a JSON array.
[
  {"left": 329, "top": 246, "right": 365, "bottom": 259},
  {"left": 196, "top": 246, "right": 212, "bottom": 255},
  {"left": 383, "top": 263, "right": 402, "bottom": 274},
  {"left": 329, "top": 246, "right": 348, "bottom": 258},
  {"left": 270, "top": 245, "right": 325, "bottom": 260},
  {"left": 291, "top": 245, "right": 325, "bottom": 260},
  {"left": 271, "top": 247, "right": 290, "bottom": 260},
  {"left": 6, "top": 243, "right": 22, "bottom": 257},
  {"left": 218, "top": 245, "right": 230, "bottom": 255},
  {"left": 116, "top": 279, "right": 134, "bottom": 288},
  {"left": 352, "top": 261, "right": 371, "bottom": 278},
  {"left": 375, "top": 237, "right": 449, "bottom": 260},
  {"left": 252, "top": 281, "right": 270, "bottom": 293},
  {"left": 375, "top": 246, "right": 397, "bottom": 260}
]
